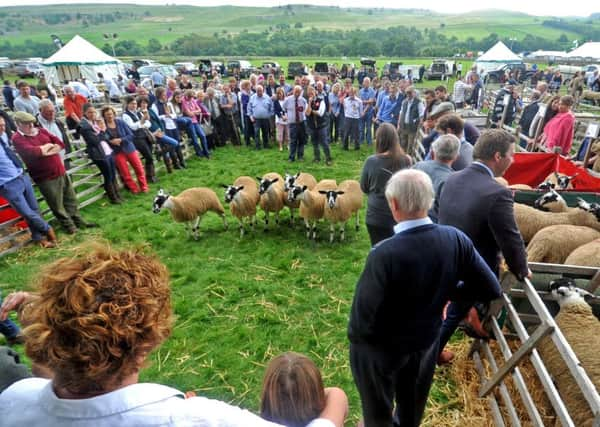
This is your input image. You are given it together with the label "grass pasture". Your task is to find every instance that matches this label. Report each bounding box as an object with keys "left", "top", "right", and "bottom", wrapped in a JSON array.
[{"left": 0, "top": 142, "right": 469, "bottom": 425}]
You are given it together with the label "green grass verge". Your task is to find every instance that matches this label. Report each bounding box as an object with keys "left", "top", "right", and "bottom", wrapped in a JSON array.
[{"left": 0, "top": 142, "right": 465, "bottom": 425}]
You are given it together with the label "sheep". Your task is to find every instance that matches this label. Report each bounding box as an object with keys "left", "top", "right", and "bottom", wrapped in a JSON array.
[
  {"left": 283, "top": 172, "right": 317, "bottom": 226},
  {"left": 514, "top": 202, "right": 600, "bottom": 243},
  {"left": 564, "top": 239, "right": 600, "bottom": 267},
  {"left": 526, "top": 225, "right": 600, "bottom": 264},
  {"left": 577, "top": 197, "right": 600, "bottom": 221},
  {"left": 288, "top": 179, "right": 337, "bottom": 240},
  {"left": 319, "top": 180, "right": 363, "bottom": 243},
  {"left": 537, "top": 180, "right": 556, "bottom": 191},
  {"left": 257, "top": 172, "right": 285, "bottom": 231},
  {"left": 537, "top": 278, "right": 600, "bottom": 427},
  {"left": 509, "top": 183, "right": 533, "bottom": 190},
  {"left": 221, "top": 176, "right": 260, "bottom": 238},
  {"left": 533, "top": 189, "right": 568, "bottom": 213},
  {"left": 544, "top": 171, "right": 578, "bottom": 190},
  {"left": 152, "top": 188, "right": 228, "bottom": 240}
]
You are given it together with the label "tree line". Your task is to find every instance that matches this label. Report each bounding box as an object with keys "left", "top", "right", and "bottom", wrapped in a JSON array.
[{"left": 0, "top": 24, "right": 577, "bottom": 60}]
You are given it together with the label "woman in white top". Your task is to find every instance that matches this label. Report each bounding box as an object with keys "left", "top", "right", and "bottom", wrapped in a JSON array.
[
  {"left": 0, "top": 246, "right": 286, "bottom": 427},
  {"left": 274, "top": 87, "right": 289, "bottom": 151},
  {"left": 261, "top": 352, "right": 348, "bottom": 427}
]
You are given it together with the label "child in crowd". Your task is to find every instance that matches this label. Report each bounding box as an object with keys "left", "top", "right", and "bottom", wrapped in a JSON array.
[{"left": 260, "top": 352, "right": 348, "bottom": 427}]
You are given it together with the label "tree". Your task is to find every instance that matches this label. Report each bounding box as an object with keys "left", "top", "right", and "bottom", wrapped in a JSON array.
[
  {"left": 147, "top": 38, "right": 162, "bottom": 52},
  {"left": 294, "top": 22, "right": 303, "bottom": 29}
]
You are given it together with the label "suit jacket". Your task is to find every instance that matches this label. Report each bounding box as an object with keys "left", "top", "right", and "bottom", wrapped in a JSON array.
[{"left": 438, "top": 163, "right": 528, "bottom": 279}]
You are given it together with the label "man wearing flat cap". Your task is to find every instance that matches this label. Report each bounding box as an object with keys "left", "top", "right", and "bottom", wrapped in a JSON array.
[{"left": 11, "top": 111, "right": 97, "bottom": 234}]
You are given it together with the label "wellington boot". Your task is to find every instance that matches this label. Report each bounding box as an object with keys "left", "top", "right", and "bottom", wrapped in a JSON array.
[
  {"left": 146, "top": 163, "right": 158, "bottom": 183},
  {"left": 165, "top": 157, "right": 173, "bottom": 173},
  {"left": 105, "top": 183, "right": 121, "bottom": 204},
  {"left": 176, "top": 146, "right": 187, "bottom": 168},
  {"left": 112, "top": 182, "right": 124, "bottom": 203}
]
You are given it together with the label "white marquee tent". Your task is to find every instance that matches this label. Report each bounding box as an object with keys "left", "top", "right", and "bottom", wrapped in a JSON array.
[
  {"left": 42, "top": 35, "right": 124, "bottom": 86},
  {"left": 567, "top": 42, "right": 600, "bottom": 60},
  {"left": 475, "top": 41, "right": 523, "bottom": 74}
]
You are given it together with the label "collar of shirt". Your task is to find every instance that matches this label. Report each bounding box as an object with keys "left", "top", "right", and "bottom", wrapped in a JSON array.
[
  {"left": 38, "top": 380, "right": 185, "bottom": 419},
  {"left": 393, "top": 217, "right": 433, "bottom": 234},
  {"left": 17, "top": 128, "right": 39, "bottom": 137},
  {"left": 472, "top": 161, "right": 494, "bottom": 177}
]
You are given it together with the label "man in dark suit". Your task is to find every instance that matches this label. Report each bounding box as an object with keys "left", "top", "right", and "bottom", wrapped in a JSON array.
[
  {"left": 349, "top": 169, "right": 501, "bottom": 427},
  {"left": 437, "top": 129, "right": 529, "bottom": 364}
]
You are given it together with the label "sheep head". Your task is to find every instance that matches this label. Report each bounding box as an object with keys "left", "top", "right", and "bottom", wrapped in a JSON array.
[
  {"left": 222, "top": 185, "right": 244, "bottom": 203},
  {"left": 576, "top": 197, "right": 600, "bottom": 221},
  {"left": 537, "top": 180, "right": 556, "bottom": 191},
  {"left": 533, "top": 189, "right": 565, "bottom": 212},
  {"left": 548, "top": 278, "right": 596, "bottom": 308},
  {"left": 284, "top": 172, "right": 301, "bottom": 191},
  {"left": 152, "top": 188, "right": 170, "bottom": 213},
  {"left": 555, "top": 172, "right": 578, "bottom": 190},
  {"left": 319, "top": 190, "right": 346, "bottom": 209},
  {"left": 258, "top": 177, "right": 279, "bottom": 195},
  {"left": 288, "top": 184, "right": 307, "bottom": 203}
]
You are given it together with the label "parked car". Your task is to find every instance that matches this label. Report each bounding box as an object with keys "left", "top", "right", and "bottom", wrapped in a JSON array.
[
  {"left": 131, "top": 59, "right": 157, "bottom": 69},
  {"left": 260, "top": 61, "right": 282, "bottom": 78},
  {"left": 555, "top": 64, "right": 585, "bottom": 84},
  {"left": 226, "top": 60, "right": 254, "bottom": 78},
  {"left": 584, "top": 64, "right": 600, "bottom": 80},
  {"left": 174, "top": 62, "right": 198, "bottom": 76},
  {"left": 483, "top": 63, "right": 534, "bottom": 84},
  {"left": 14, "top": 62, "right": 44, "bottom": 78},
  {"left": 357, "top": 58, "right": 377, "bottom": 85},
  {"left": 424, "top": 59, "right": 455, "bottom": 80},
  {"left": 137, "top": 65, "right": 178, "bottom": 81},
  {"left": 381, "top": 62, "right": 403, "bottom": 80},
  {"left": 288, "top": 61, "right": 307, "bottom": 79},
  {"left": 312, "top": 62, "right": 330, "bottom": 78}
]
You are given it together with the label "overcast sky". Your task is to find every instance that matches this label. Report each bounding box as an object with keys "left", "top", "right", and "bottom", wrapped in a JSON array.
[{"left": 1, "top": 0, "right": 598, "bottom": 17}]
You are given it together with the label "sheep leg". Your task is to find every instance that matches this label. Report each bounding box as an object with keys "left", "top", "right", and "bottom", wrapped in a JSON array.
[
  {"left": 275, "top": 211, "right": 280, "bottom": 226},
  {"left": 238, "top": 218, "right": 245, "bottom": 238},
  {"left": 251, "top": 215, "right": 256, "bottom": 233},
  {"left": 340, "top": 222, "right": 346, "bottom": 242},
  {"left": 304, "top": 218, "right": 311, "bottom": 239},
  {"left": 329, "top": 222, "right": 335, "bottom": 243},
  {"left": 355, "top": 211, "right": 360, "bottom": 231},
  {"left": 289, "top": 208, "right": 295, "bottom": 227},
  {"left": 264, "top": 211, "right": 269, "bottom": 232},
  {"left": 192, "top": 216, "right": 202, "bottom": 240},
  {"left": 220, "top": 214, "right": 228, "bottom": 230},
  {"left": 311, "top": 220, "right": 318, "bottom": 241}
]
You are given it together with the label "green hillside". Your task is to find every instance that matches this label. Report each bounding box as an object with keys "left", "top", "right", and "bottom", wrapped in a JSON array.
[{"left": 0, "top": 4, "right": 594, "bottom": 46}]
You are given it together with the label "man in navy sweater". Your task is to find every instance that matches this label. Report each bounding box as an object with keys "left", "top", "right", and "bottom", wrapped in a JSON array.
[{"left": 348, "top": 169, "right": 501, "bottom": 427}]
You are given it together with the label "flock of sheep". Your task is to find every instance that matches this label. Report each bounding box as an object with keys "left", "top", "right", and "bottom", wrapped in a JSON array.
[
  {"left": 152, "top": 172, "right": 362, "bottom": 243},
  {"left": 496, "top": 172, "right": 600, "bottom": 268}
]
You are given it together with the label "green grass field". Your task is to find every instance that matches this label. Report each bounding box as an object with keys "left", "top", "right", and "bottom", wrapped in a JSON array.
[
  {"left": 0, "top": 143, "right": 468, "bottom": 426},
  {"left": 0, "top": 4, "right": 592, "bottom": 47}
]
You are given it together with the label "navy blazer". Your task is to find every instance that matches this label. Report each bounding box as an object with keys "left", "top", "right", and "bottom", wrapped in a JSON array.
[
  {"left": 438, "top": 163, "right": 528, "bottom": 279},
  {"left": 348, "top": 223, "right": 501, "bottom": 352}
]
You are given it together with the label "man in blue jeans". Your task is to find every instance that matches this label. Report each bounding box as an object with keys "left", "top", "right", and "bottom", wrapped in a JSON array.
[{"left": 0, "top": 116, "right": 56, "bottom": 248}]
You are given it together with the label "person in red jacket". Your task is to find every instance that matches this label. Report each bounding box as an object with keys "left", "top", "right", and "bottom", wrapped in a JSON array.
[
  {"left": 541, "top": 95, "right": 576, "bottom": 156},
  {"left": 11, "top": 111, "right": 97, "bottom": 234}
]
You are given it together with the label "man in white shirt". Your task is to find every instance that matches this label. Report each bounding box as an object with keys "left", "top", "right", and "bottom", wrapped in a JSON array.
[
  {"left": 36, "top": 99, "right": 71, "bottom": 168},
  {"left": 342, "top": 86, "right": 363, "bottom": 150}
]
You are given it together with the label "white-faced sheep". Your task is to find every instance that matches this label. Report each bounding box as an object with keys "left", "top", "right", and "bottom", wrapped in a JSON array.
[
  {"left": 526, "top": 225, "right": 600, "bottom": 264},
  {"left": 152, "top": 188, "right": 228, "bottom": 240},
  {"left": 564, "top": 239, "right": 600, "bottom": 267},
  {"left": 537, "top": 278, "right": 600, "bottom": 427},
  {"left": 221, "top": 176, "right": 260, "bottom": 238},
  {"left": 319, "top": 180, "right": 363, "bottom": 243},
  {"left": 514, "top": 203, "right": 600, "bottom": 243},
  {"left": 257, "top": 172, "right": 285, "bottom": 231},
  {"left": 288, "top": 179, "right": 337, "bottom": 240},
  {"left": 533, "top": 189, "right": 568, "bottom": 213},
  {"left": 283, "top": 172, "right": 317, "bottom": 226},
  {"left": 544, "top": 171, "right": 578, "bottom": 190}
]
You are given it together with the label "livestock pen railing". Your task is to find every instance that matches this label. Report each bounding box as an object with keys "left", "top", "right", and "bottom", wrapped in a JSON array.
[
  {"left": 472, "top": 262, "right": 600, "bottom": 426},
  {"left": 0, "top": 132, "right": 193, "bottom": 257}
]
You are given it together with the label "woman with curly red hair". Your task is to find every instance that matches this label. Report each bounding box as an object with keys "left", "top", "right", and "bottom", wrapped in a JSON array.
[{"left": 0, "top": 245, "right": 284, "bottom": 426}]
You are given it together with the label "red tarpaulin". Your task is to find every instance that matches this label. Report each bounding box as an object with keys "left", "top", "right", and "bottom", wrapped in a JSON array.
[
  {"left": 504, "top": 153, "right": 600, "bottom": 192},
  {"left": 0, "top": 197, "right": 28, "bottom": 229}
]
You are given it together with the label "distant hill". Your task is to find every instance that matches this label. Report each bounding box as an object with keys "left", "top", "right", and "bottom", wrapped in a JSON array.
[{"left": 0, "top": 4, "right": 598, "bottom": 58}]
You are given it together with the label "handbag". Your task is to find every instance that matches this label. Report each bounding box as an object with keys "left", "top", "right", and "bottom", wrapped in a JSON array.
[
  {"left": 141, "top": 127, "right": 157, "bottom": 145},
  {"left": 201, "top": 119, "right": 213, "bottom": 136}
]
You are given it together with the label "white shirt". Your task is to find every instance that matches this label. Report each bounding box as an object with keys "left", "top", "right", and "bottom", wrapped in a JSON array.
[
  {"left": 0, "top": 378, "right": 285, "bottom": 427},
  {"left": 393, "top": 217, "right": 433, "bottom": 234},
  {"left": 122, "top": 110, "right": 151, "bottom": 131},
  {"left": 104, "top": 78, "right": 122, "bottom": 98}
]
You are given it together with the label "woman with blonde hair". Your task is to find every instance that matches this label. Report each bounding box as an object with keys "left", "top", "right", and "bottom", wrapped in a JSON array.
[
  {"left": 261, "top": 352, "right": 348, "bottom": 427},
  {"left": 273, "top": 86, "right": 289, "bottom": 151},
  {"left": 360, "top": 122, "right": 412, "bottom": 245},
  {"left": 0, "top": 245, "right": 286, "bottom": 427}
]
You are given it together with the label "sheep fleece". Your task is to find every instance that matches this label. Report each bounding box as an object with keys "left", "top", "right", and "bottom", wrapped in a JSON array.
[
  {"left": 564, "top": 239, "right": 600, "bottom": 267},
  {"left": 537, "top": 302, "right": 600, "bottom": 427},
  {"left": 299, "top": 179, "right": 337, "bottom": 221},
  {"left": 230, "top": 176, "right": 260, "bottom": 219},
  {"left": 527, "top": 225, "right": 600, "bottom": 264},
  {"left": 514, "top": 203, "right": 600, "bottom": 243},
  {"left": 323, "top": 180, "right": 363, "bottom": 223},
  {"left": 167, "top": 188, "right": 225, "bottom": 222},
  {"left": 259, "top": 172, "right": 285, "bottom": 213}
]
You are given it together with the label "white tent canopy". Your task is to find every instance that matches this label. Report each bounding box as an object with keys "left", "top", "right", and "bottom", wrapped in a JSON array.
[
  {"left": 527, "top": 50, "right": 568, "bottom": 59},
  {"left": 567, "top": 42, "right": 600, "bottom": 60},
  {"left": 43, "top": 35, "right": 123, "bottom": 86},
  {"left": 475, "top": 41, "right": 523, "bottom": 74}
]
